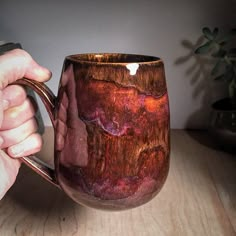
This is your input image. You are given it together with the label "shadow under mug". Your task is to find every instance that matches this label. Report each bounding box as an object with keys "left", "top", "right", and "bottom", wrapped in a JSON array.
[{"left": 15, "top": 53, "right": 170, "bottom": 211}]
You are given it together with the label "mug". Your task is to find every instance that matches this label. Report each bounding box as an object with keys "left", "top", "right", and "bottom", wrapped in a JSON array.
[{"left": 16, "top": 53, "right": 170, "bottom": 210}]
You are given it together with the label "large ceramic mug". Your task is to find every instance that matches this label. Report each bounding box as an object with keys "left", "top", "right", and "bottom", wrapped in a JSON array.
[{"left": 15, "top": 53, "right": 170, "bottom": 210}]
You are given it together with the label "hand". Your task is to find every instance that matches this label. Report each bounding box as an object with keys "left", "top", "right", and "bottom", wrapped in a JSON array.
[{"left": 0, "top": 49, "right": 51, "bottom": 200}]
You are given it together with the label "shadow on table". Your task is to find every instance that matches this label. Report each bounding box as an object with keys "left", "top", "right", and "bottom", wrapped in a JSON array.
[
  {"left": 185, "top": 129, "right": 236, "bottom": 156},
  {"left": 185, "top": 129, "right": 222, "bottom": 151},
  {"left": 7, "top": 165, "right": 84, "bottom": 216}
]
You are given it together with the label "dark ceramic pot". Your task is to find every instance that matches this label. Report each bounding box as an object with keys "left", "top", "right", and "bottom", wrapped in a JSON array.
[{"left": 209, "top": 98, "right": 236, "bottom": 153}]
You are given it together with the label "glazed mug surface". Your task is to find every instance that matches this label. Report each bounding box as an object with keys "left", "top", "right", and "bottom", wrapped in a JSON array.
[{"left": 16, "top": 53, "right": 170, "bottom": 210}]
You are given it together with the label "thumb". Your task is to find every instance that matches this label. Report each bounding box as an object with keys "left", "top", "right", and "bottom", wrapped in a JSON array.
[
  {"left": 0, "top": 49, "right": 52, "bottom": 126},
  {"left": 0, "top": 49, "right": 52, "bottom": 89}
]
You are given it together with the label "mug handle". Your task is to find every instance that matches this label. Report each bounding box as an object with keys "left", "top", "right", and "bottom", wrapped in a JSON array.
[{"left": 13, "top": 78, "right": 59, "bottom": 187}]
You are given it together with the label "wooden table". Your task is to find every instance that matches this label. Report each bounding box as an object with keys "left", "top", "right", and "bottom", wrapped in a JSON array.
[{"left": 0, "top": 129, "right": 235, "bottom": 236}]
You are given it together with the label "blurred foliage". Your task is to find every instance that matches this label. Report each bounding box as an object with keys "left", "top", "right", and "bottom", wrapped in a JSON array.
[{"left": 195, "top": 27, "right": 236, "bottom": 106}]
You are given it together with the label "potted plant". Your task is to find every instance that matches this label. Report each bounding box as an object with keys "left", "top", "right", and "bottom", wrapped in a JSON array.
[{"left": 195, "top": 27, "right": 236, "bottom": 153}]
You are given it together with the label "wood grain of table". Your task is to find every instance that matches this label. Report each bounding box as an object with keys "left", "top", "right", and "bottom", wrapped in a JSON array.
[{"left": 0, "top": 128, "right": 235, "bottom": 236}]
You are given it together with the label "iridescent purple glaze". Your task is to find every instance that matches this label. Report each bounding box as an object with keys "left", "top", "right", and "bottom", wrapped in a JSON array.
[{"left": 15, "top": 53, "right": 170, "bottom": 211}]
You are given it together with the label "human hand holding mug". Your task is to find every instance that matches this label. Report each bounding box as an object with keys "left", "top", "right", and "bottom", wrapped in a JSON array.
[
  {"left": 15, "top": 53, "right": 170, "bottom": 211},
  {"left": 0, "top": 49, "right": 51, "bottom": 199}
]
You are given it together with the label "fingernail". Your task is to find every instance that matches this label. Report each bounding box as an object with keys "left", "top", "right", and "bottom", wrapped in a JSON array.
[
  {"left": 34, "top": 68, "right": 52, "bottom": 81},
  {"left": 10, "top": 145, "right": 24, "bottom": 157},
  {"left": 3, "top": 100, "right": 9, "bottom": 110}
]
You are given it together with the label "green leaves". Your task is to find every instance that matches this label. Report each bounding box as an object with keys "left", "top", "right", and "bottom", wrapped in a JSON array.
[
  {"left": 214, "top": 74, "right": 225, "bottom": 81},
  {"left": 195, "top": 41, "right": 213, "bottom": 54},
  {"left": 195, "top": 27, "right": 220, "bottom": 55},
  {"left": 202, "top": 27, "right": 219, "bottom": 40},
  {"left": 195, "top": 27, "right": 236, "bottom": 101},
  {"left": 225, "top": 65, "right": 235, "bottom": 81},
  {"left": 211, "top": 59, "right": 222, "bottom": 76},
  {"left": 211, "top": 49, "right": 226, "bottom": 58},
  {"left": 213, "top": 64, "right": 236, "bottom": 92},
  {"left": 219, "top": 28, "right": 236, "bottom": 44}
]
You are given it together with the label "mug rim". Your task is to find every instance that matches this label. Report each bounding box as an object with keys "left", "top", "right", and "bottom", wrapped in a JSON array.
[{"left": 66, "top": 53, "right": 163, "bottom": 65}]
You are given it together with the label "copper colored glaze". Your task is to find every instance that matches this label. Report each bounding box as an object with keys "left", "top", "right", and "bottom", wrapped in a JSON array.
[{"left": 16, "top": 53, "right": 170, "bottom": 211}]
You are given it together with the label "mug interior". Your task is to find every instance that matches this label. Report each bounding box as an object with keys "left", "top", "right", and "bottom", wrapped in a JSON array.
[{"left": 67, "top": 53, "right": 160, "bottom": 64}]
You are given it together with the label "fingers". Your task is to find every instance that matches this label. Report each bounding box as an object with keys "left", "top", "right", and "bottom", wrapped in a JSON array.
[
  {"left": 0, "top": 49, "right": 52, "bottom": 89},
  {"left": 2, "top": 85, "right": 27, "bottom": 110},
  {"left": 0, "top": 49, "right": 51, "bottom": 128},
  {"left": 0, "top": 84, "right": 43, "bottom": 158},
  {"left": 0, "top": 118, "right": 38, "bottom": 149},
  {"left": 0, "top": 49, "right": 48, "bottom": 198},
  {"left": 0, "top": 117, "right": 43, "bottom": 158},
  {"left": 1, "top": 97, "right": 36, "bottom": 130},
  {"left": 0, "top": 150, "right": 21, "bottom": 200},
  {"left": 7, "top": 133, "right": 43, "bottom": 158}
]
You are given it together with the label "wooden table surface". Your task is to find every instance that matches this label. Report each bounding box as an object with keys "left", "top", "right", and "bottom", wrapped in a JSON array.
[{"left": 0, "top": 128, "right": 235, "bottom": 236}]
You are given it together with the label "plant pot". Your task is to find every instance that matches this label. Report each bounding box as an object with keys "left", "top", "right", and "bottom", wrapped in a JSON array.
[{"left": 209, "top": 98, "right": 236, "bottom": 153}]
